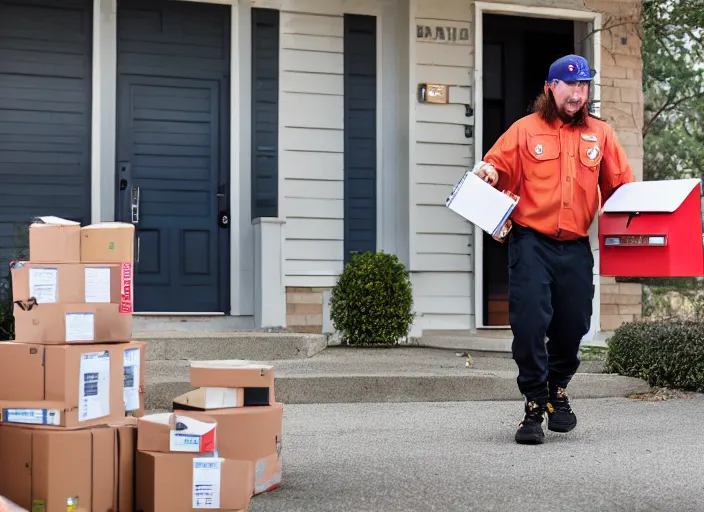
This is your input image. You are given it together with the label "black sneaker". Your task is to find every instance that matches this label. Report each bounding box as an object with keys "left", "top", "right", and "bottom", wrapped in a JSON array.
[
  {"left": 547, "top": 386, "right": 577, "bottom": 433},
  {"left": 514, "top": 400, "right": 545, "bottom": 445}
]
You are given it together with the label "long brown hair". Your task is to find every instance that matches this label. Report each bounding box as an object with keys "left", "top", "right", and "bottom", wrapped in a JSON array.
[{"left": 530, "top": 85, "right": 589, "bottom": 127}]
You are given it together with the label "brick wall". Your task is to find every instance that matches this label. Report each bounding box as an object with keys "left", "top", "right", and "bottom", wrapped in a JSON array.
[
  {"left": 599, "top": 276, "right": 643, "bottom": 330},
  {"left": 584, "top": 0, "right": 645, "bottom": 331},
  {"left": 286, "top": 287, "right": 328, "bottom": 334}
]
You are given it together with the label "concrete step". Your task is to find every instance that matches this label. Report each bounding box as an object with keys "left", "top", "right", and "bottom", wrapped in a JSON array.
[
  {"left": 135, "top": 331, "right": 327, "bottom": 361},
  {"left": 144, "top": 347, "right": 648, "bottom": 410}
]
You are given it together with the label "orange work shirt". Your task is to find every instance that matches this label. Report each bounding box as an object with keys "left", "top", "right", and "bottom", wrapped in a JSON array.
[{"left": 483, "top": 112, "right": 635, "bottom": 240}]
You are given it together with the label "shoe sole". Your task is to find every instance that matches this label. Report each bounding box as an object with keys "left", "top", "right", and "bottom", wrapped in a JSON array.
[
  {"left": 547, "top": 417, "right": 577, "bottom": 433},
  {"left": 515, "top": 433, "right": 545, "bottom": 445}
]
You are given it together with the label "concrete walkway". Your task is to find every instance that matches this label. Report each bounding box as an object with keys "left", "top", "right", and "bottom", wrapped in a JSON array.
[
  {"left": 145, "top": 347, "right": 649, "bottom": 409},
  {"left": 250, "top": 395, "right": 704, "bottom": 512}
]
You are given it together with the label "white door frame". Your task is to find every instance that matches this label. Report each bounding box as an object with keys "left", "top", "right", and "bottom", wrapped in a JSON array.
[{"left": 472, "top": 2, "right": 602, "bottom": 336}]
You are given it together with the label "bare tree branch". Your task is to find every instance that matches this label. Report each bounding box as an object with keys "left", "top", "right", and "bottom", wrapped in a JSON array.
[{"left": 643, "top": 91, "right": 704, "bottom": 137}]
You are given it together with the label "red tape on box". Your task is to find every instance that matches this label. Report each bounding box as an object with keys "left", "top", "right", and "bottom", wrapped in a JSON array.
[{"left": 120, "top": 262, "right": 133, "bottom": 313}]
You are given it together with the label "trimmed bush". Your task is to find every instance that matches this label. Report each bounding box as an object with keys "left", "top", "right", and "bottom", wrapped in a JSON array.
[
  {"left": 604, "top": 320, "right": 704, "bottom": 392},
  {"left": 329, "top": 251, "right": 414, "bottom": 346},
  {"left": 0, "top": 298, "right": 12, "bottom": 341}
]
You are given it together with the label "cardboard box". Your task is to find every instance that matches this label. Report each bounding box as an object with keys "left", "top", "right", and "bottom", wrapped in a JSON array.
[
  {"left": 190, "top": 361, "right": 275, "bottom": 406},
  {"left": 173, "top": 387, "right": 245, "bottom": 411},
  {"left": 137, "top": 413, "right": 217, "bottom": 454},
  {"left": 11, "top": 261, "right": 133, "bottom": 312},
  {"left": 80, "top": 222, "right": 135, "bottom": 264},
  {"left": 0, "top": 422, "right": 136, "bottom": 512},
  {"left": 28, "top": 216, "right": 81, "bottom": 264},
  {"left": 172, "top": 403, "right": 283, "bottom": 495},
  {"left": 0, "top": 342, "right": 142, "bottom": 428},
  {"left": 136, "top": 452, "right": 253, "bottom": 512},
  {"left": 112, "top": 419, "right": 138, "bottom": 512},
  {"left": 13, "top": 302, "right": 132, "bottom": 345}
]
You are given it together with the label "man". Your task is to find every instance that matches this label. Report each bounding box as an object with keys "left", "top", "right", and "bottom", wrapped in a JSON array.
[{"left": 474, "top": 54, "right": 635, "bottom": 445}]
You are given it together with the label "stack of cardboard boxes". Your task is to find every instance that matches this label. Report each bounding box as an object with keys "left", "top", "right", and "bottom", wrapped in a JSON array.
[
  {"left": 136, "top": 361, "right": 283, "bottom": 511},
  {"left": 0, "top": 216, "right": 145, "bottom": 512}
]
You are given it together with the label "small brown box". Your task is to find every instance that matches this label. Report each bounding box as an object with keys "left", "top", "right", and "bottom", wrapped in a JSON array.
[
  {"left": 135, "top": 452, "right": 254, "bottom": 512},
  {"left": 189, "top": 361, "right": 276, "bottom": 406},
  {"left": 80, "top": 222, "right": 135, "bottom": 264},
  {"left": 28, "top": 216, "right": 81, "bottom": 263}
]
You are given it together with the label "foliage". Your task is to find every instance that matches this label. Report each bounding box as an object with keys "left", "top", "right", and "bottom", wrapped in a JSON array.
[
  {"left": 0, "top": 223, "right": 29, "bottom": 341},
  {"left": 605, "top": 320, "right": 704, "bottom": 392},
  {"left": 329, "top": 251, "right": 414, "bottom": 346},
  {"left": 640, "top": 0, "right": 704, "bottom": 181}
]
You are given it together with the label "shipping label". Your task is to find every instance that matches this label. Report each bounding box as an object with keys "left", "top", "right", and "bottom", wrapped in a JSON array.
[{"left": 79, "top": 350, "right": 111, "bottom": 421}]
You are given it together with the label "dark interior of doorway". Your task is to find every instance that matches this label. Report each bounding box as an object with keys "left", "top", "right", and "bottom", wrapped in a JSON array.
[{"left": 481, "top": 14, "right": 575, "bottom": 326}]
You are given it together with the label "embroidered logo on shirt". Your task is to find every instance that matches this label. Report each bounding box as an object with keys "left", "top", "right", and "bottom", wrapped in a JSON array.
[
  {"left": 581, "top": 133, "right": 598, "bottom": 142},
  {"left": 535, "top": 144, "right": 543, "bottom": 155},
  {"left": 587, "top": 146, "right": 600, "bottom": 161}
]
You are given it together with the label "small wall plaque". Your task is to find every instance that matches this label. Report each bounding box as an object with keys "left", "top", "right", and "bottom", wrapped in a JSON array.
[{"left": 418, "top": 83, "right": 448, "bottom": 104}]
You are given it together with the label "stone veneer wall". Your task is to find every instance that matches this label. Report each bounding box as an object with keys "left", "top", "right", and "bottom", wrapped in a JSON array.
[
  {"left": 584, "top": 0, "right": 645, "bottom": 331},
  {"left": 286, "top": 287, "right": 328, "bottom": 334}
]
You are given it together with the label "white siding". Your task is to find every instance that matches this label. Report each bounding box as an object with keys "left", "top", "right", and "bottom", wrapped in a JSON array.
[
  {"left": 410, "top": 0, "right": 475, "bottom": 329},
  {"left": 279, "top": 11, "right": 346, "bottom": 288}
]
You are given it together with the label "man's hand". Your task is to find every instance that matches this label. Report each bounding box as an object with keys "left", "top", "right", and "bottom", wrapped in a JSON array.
[{"left": 473, "top": 161, "right": 499, "bottom": 187}]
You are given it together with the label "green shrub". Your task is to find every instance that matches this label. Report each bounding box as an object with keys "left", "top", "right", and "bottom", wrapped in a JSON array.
[
  {"left": 0, "top": 222, "right": 29, "bottom": 341},
  {"left": 329, "top": 251, "right": 414, "bottom": 346},
  {"left": 604, "top": 320, "right": 704, "bottom": 392}
]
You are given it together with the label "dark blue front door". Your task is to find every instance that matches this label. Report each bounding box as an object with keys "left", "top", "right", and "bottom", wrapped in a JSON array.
[{"left": 115, "top": 0, "right": 230, "bottom": 313}]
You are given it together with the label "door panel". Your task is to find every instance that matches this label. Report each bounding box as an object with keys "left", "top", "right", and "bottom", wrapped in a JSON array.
[{"left": 117, "top": 76, "right": 222, "bottom": 312}]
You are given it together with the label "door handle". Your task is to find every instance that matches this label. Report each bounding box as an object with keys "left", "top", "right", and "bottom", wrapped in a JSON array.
[
  {"left": 131, "top": 186, "right": 140, "bottom": 224},
  {"left": 217, "top": 190, "right": 229, "bottom": 229}
]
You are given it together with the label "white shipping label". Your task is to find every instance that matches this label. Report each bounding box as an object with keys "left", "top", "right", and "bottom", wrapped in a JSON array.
[
  {"left": 29, "top": 268, "right": 58, "bottom": 303},
  {"left": 171, "top": 432, "right": 203, "bottom": 452},
  {"left": 193, "top": 458, "right": 223, "bottom": 509},
  {"left": 85, "top": 267, "right": 111, "bottom": 303},
  {"left": 123, "top": 348, "right": 141, "bottom": 412},
  {"left": 65, "top": 313, "right": 95, "bottom": 342},
  {"left": 79, "top": 351, "right": 111, "bottom": 421},
  {"left": 3, "top": 408, "right": 61, "bottom": 426}
]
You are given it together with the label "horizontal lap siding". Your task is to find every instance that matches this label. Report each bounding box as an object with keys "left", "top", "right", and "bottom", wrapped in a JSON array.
[
  {"left": 0, "top": 0, "right": 92, "bottom": 295},
  {"left": 281, "top": 12, "right": 345, "bottom": 288},
  {"left": 412, "top": 0, "right": 474, "bottom": 329}
]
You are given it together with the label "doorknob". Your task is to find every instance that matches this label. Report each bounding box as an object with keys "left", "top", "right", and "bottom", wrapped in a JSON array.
[
  {"left": 130, "top": 187, "right": 140, "bottom": 224},
  {"left": 217, "top": 190, "right": 229, "bottom": 229}
]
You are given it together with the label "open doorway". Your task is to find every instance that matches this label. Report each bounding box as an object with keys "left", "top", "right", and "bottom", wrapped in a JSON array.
[{"left": 481, "top": 14, "right": 576, "bottom": 326}]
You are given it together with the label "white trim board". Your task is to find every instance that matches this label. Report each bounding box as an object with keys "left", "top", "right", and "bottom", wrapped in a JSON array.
[{"left": 472, "top": 2, "right": 602, "bottom": 339}]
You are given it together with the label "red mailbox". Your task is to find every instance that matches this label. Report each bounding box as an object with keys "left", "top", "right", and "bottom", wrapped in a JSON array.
[{"left": 599, "top": 178, "right": 704, "bottom": 277}]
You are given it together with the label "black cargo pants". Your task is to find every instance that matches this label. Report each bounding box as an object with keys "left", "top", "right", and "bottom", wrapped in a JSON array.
[{"left": 507, "top": 223, "right": 595, "bottom": 403}]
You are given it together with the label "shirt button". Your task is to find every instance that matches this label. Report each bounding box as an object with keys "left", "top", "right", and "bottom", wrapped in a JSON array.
[
  {"left": 563, "top": 201, "right": 569, "bottom": 206},
  {"left": 566, "top": 176, "right": 571, "bottom": 182}
]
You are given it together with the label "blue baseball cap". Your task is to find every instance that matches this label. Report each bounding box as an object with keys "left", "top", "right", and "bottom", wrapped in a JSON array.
[{"left": 547, "top": 54, "right": 595, "bottom": 83}]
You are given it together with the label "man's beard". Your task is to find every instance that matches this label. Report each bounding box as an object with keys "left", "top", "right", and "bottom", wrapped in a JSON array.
[{"left": 531, "top": 89, "right": 589, "bottom": 127}]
